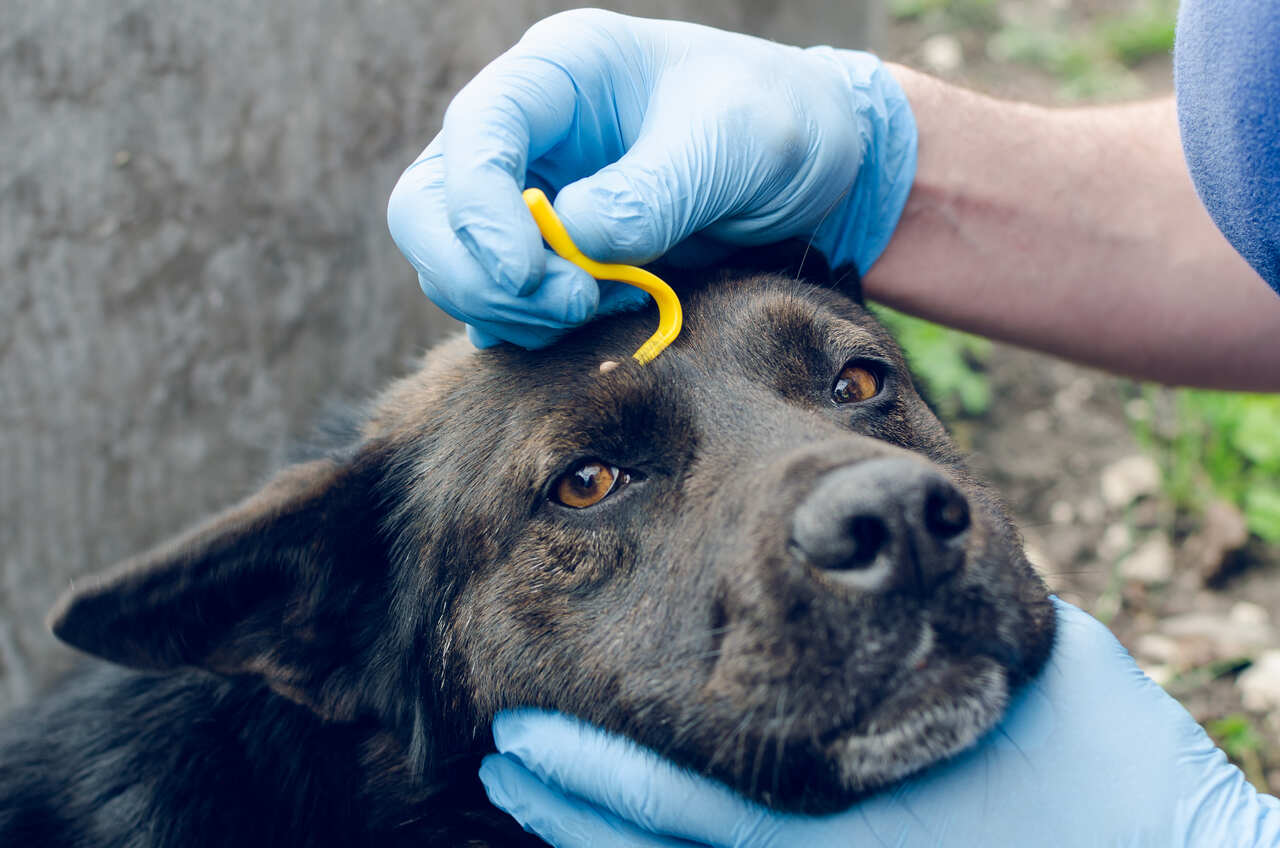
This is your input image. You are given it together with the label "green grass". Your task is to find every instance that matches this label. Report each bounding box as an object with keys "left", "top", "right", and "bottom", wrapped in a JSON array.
[
  {"left": 875, "top": 306, "right": 1280, "bottom": 548},
  {"left": 880, "top": 308, "right": 1280, "bottom": 548},
  {"left": 897, "top": 0, "right": 1177, "bottom": 100},
  {"left": 1130, "top": 389, "right": 1280, "bottom": 543},
  {"left": 874, "top": 308, "right": 1280, "bottom": 547},
  {"left": 988, "top": 23, "right": 1144, "bottom": 100},
  {"left": 1098, "top": 1, "right": 1179, "bottom": 67},
  {"left": 871, "top": 306, "right": 992, "bottom": 420},
  {"left": 1207, "top": 712, "right": 1272, "bottom": 793},
  {"left": 890, "top": 0, "right": 1000, "bottom": 30}
]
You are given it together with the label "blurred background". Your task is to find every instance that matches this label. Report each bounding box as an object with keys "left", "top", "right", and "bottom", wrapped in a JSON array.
[{"left": 3, "top": 0, "right": 1277, "bottom": 795}]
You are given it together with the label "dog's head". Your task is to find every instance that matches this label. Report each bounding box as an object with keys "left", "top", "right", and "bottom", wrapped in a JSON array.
[{"left": 49, "top": 271, "right": 1054, "bottom": 813}]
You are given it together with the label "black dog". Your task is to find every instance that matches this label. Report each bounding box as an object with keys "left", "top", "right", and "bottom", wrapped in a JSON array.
[{"left": 0, "top": 266, "right": 1055, "bottom": 846}]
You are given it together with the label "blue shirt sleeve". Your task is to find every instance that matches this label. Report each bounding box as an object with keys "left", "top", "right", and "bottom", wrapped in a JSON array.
[{"left": 1175, "top": 0, "right": 1280, "bottom": 295}]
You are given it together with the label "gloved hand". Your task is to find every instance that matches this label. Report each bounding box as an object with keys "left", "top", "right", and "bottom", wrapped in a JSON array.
[
  {"left": 479, "top": 598, "right": 1280, "bottom": 847},
  {"left": 386, "top": 9, "right": 916, "bottom": 348}
]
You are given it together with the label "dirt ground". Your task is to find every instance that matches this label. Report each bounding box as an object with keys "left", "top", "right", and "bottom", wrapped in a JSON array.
[{"left": 884, "top": 4, "right": 1280, "bottom": 794}]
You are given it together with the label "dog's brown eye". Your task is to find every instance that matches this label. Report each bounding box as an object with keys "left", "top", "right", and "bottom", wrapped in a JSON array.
[
  {"left": 553, "top": 461, "right": 628, "bottom": 509},
  {"left": 833, "top": 363, "right": 880, "bottom": 404}
]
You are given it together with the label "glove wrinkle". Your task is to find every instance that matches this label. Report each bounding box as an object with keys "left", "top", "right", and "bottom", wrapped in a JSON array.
[{"left": 388, "top": 10, "right": 917, "bottom": 348}]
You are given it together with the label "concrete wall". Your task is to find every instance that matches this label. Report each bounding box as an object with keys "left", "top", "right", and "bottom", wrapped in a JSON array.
[{"left": 1, "top": 0, "right": 881, "bottom": 715}]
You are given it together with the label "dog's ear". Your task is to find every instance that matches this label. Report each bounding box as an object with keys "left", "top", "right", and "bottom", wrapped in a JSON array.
[{"left": 48, "top": 447, "right": 393, "bottom": 721}]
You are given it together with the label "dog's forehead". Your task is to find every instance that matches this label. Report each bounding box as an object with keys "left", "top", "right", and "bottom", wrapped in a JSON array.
[
  {"left": 364, "top": 277, "right": 885, "bottom": 440},
  {"left": 677, "top": 278, "right": 887, "bottom": 365}
]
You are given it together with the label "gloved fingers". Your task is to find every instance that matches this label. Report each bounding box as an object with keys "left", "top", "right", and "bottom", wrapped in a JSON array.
[
  {"left": 552, "top": 119, "right": 706, "bottom": 266},
  {"left": 465, "top": 325, "right": 505, "bottom": 349},
  {"left": 658, "top": 232, "right": 738, "bottom": 269},
  {"left": 441, "top": 19, "right": 620, "bottom": 296},
  {"left": 596, "top": 280, "right": 653, "bottom": 317},
  {"left": 550, "top": 47, "right": 862, "bottom": 267},
  {"left": 482, "top": 605, "right": 1280, "bottom": 848},
  {"left": 1005, "top": 598, "right": 1210, "bottom": 754},
  {"left": 1047, "top": 599, "right": 1249, "bottom": 785},
  {"left": 967, "top": 597, "right": 1280, "bottom": 845},
  {"left": 804, "top": 48, "right": 918, "bottom": 274},
  {"left": 419, "top": 255, "right": 599, "bottom": 350},
  {"left": 464, "top": 280, "right": 647, "bottom": 349},
  {"left": 1044, "top": 598, "right": 1193, "bottom": 706},
  {"left": 460, "top": 315, "right": 562, "bottom": 351},
  {"left": 388, "top": 147, "right": 600, "bottom": 348},
  {"left": 479, "top": 753, "right": 703, "bottom": 848},
  {"left": 492, "top": 709, "right": 780, "bottom": 847},
  {"left": 551, "top": 60, "right": 819, "bottom": 267}
]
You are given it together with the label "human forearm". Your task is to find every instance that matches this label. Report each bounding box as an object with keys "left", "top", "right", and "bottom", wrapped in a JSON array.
[{"left": 866, "top": 66, "right": 1280, "bottom": 390}]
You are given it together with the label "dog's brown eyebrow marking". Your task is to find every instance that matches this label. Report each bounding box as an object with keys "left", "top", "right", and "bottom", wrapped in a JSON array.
[
  {"left": 745, "top": 296, "right": 887, "bottom": 362},
  {"left": 598, "top": 360, "right": 620, "bottom": 374},
  {"left": 823, "top": 322, "right": 886, "bottom": 358}
]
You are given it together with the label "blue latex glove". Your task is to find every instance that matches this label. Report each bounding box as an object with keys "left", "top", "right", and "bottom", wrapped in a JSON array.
[
  {"left": 479, "top": 599, "right": 1280, "bottom": 847},
  {"left": 386, "top": 9, "right": 916, "bottom": 349}
]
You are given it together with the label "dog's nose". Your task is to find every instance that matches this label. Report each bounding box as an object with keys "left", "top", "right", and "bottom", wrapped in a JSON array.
[{"left": 789, "top": 458, "right": 970, "bottom": 595}]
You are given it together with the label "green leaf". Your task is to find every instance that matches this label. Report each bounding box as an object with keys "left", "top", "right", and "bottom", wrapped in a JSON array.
[
  {"left": 870, "top": 306, "right": 991, "bottom": 421},
  {"left": 1244, "top": 486, "right": 1280, "bottom": 543},
  {"left": 1098, "top": 3, "right": 1177, "bottom": 66},
  {"left": 1232, "top": 398, "right": 1280, "bottom": 468},
  {"left": 1131, "top": 386, "right": 1280, "bottom": 544},
  {"left": 1207, "top": 713, "right": 1263, "bottom": 758}
]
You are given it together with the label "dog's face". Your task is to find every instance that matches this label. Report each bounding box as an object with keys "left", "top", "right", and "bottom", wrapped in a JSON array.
[{"left": 49, "top": 275, "right": 1054, "bottom": 813}]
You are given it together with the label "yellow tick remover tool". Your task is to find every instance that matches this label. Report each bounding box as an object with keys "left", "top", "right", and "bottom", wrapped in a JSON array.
[{"left": 522, "top": 187, "right": 682, "bottom": 364}]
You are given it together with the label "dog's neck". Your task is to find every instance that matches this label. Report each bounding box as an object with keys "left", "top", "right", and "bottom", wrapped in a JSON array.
[{"left": 51, "top": 665, "right": 533, "bottom": 847}]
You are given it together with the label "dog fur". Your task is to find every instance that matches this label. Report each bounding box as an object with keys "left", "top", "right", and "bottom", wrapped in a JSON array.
[{"left": 0, "top": 262, "right": 1055, "bottom": 846}]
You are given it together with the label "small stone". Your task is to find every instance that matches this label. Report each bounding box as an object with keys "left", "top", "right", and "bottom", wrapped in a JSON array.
[
  {"left": 1049, "top": 500, "right": 1075, "bottom": 525},
  {"left": 1135, "top": 633, "right": 1180, "bottom": 666},
  {"left": 1024, "top": 409, "right": 1052, "bottom": 433},
  {"left": 1239, "top": 650, "right": 1280, "bottom": 712},
  {"left": 114, "top": 149, "right": 131, "bottom": 167},
  {"left": 1120, "top": 534, "right": 1173, "bottom": 584},
  {"left": 1077, "top": 497, "right": 1105, "bottom": 524},
  {"left": 1124, "top": 398, "right": 1150, "bottom": 421},
  {"left": 1100, "top": 455, "right": 1162, "bottom": 509},
  {"left": 1099, "top": 522, "right": 1131, "bottom": 560},
  {"left": 1053, "top": 377, "right": 1095, "bottom": 414},
  {"left": 920, "top": 34, "right": 964, "bottom": 73},
  {"left": 1162, "top": 611, "right": 1274, "bottom": 661},
  {"left": 1230, "top": 601, "right": 1271, "bottom": 631}
]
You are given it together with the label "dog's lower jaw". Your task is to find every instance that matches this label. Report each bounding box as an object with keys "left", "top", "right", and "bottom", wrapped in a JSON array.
[{"left": 827, "top": 657, "right": 1008, "bottom": 796}]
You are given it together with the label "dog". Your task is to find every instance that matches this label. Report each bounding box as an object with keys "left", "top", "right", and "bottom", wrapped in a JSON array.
[{"left": 0, "top": 257, "right": 1055, "bottom": 846}]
